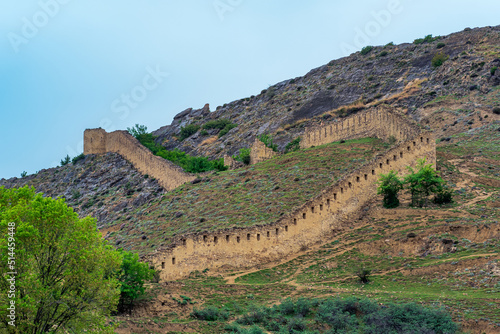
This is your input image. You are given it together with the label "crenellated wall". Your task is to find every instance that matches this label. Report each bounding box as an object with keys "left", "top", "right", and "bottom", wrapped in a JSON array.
[
  {"left": 146, "top": 131, "right": 436, "bottom": 281},
  {"left": 84, "top": 129, "right": 196, "bottom": 191},
  {"left": 301, "top": 106, "right": 422, "bottom": 148}
]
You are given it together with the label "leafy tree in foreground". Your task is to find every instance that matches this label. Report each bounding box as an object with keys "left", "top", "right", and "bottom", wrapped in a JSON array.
[
  {"left": 377, "top": 170, "right": 403, "bottom": 208},
  {"left": 117, "top": 249, "right": 155, "bottom": 314},
  {"left": 0, "top": 186, "right": 121, "bottom": 333}
]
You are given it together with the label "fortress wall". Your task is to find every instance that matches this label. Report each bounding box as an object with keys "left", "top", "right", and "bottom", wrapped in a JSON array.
[
  {"left": 83, "top": 129, "right": 196, "bottom": 191},
  {"left": 250, "top": 138, "right": 279, "bottom": 165},
  {"left": 300, "top": 106, "right": 421, "bottom": 148},
  {"left": 148, "top": 131, "right": 436, "bottom": 281}
]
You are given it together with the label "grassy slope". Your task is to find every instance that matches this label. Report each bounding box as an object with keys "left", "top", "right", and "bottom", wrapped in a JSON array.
[
  {"left": 114, "top": 122, "right": 500, "bottom": 334},
  {"left": 107, "top": 138, "right": 386, "bottom": 255}
]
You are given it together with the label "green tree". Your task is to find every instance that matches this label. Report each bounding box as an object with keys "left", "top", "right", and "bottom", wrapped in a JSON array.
[
  {"left": 127, "top": 124, "right": 148, "bottom": 139},
  {"left": 60, "top": 154, "right": 71, "bottom": 166},
  {"left": 117, "top": 249, "right": 155, "bottom": 313},
  {"left": 258, "top": 134, "right": 278, "bottom": 152},
  {"left": 233, "top": 148, "right": 251, "bottom": 165},
  {"left": 377, "top": 170, "right": 403, "bottom": 208},
  {"left": 0, "top": 186, "right": 121, "bottom": 333},
  {"left": 404, "top": 158, "right": 444, "bottom": 207}
]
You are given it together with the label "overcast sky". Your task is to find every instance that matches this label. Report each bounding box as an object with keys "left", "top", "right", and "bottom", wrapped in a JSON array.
[{"left": 1, "top": 0, "right": 499, "bottom": 179}]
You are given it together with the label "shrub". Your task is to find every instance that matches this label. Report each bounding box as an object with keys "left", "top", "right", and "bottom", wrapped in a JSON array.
[
  {"left": 436, "top": 42, "right": 446, "bottom": 49},
  {"left": 378, "top": 50, "right": 388, "bottom": 57},
  {"left": 72, "top": 153, "right": 85, "bottom": 165},
  {"left": 360, "top": 45, "right": 373, "bottom": 55},
  {"left": 491, "top": 66, "right": 498, "bottom": 75},
  {"left": 377, "top": 170, "right": 403, "bottom": 208},
  {"left": 127, "top": 124, "right": 148, "bottom": 139},
  {"left": 179, "top": 124, "right": 200, "bottom": 141},
  {"left": 355, "top": 266, "right": 372, "bottom": 283},
  {"left": 285, "top": 137, "right": 301, "bottom": 153},
  {"left": 60, "top": 154, "right": 71, "bottom": 166},
  {"left": 434, "top": 186, "right": 453, "bottom": 204},
  {"left": 219, "top": 123, "right": 237, "bottom": 137},
  {"left": 233, "top": 148, "right": 251, "bottom": 165},
  {"left": 202, "top": 119, "right": 234, "bottom": 131},
  {"left": 258, "top": 134, "right": 278, "bottom": 152},
  {"left": 432, "top": 53, "right": 449, "bottom": 68},
  {"left": 191, "top": 306, "right": 229, "bottom": 321},
  {"left": 414, "top": 34, "right": 439, "bottom": 44},
  {"left": 200, "top": 129, "right": 209, "bottom": 136},
  {"left": 20, "top": 171, "right": 27, "bottom": 178}
]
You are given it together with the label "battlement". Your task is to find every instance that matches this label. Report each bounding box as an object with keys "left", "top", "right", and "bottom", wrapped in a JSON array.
[{"left": 84, "top": 129, "right": 196, "bottom": 191}]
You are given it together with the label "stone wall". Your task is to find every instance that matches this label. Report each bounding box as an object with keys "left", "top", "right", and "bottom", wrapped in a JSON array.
[
  {"left": 84, "top": 129, "right": 196, "bottom": 191},
  {"left": 301, "top": 106, "right": 422, "bottom": 148},
  {"left": 249, "top": 138, "right": 279, "bottom": 165},
  {"left": 147, "top": 131, "right": 436, "bottom": 281}
]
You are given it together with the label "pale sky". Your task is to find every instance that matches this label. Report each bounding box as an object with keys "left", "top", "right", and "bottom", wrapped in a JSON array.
[{"left": 1, "top": 0, "right": 499, "bottom": 178}]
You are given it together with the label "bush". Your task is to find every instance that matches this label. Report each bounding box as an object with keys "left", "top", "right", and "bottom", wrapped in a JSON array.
[
  {"left": 191, "top": 306, "right": 229, "bottom": 321},
  {"left": 72, "top": 153, "right": 85, "bottom": 165},
  {"left": 20, "top": 171, "right": 27, "bottom": 178},
  {"left": 219, "top": 124, "right": 238, "bottom": 138},
  {"left": 434, "top": 186, "right": 453, "bottom": 204},
  {"left": 200, "top": 129, "right": 209, "bottom": 136},
  {"left": 414, "top": 34, "right": 439, "bottom": 44},
  {"left": 179, "top": 124, "right": 200, "bottom": 141},
  {"left": 203, "top": 119, "right": 235, "bottom": 131},
  {"left": 258, "top": 134, "right": 278, "bottom": 152},
  {"left": 377, "top": 170, "right": 403, "bottom": 208},
  {"left": 60, "top": 154, "right": 71, "bottom": 166},
  {"left": 360, "top": 46, "right": 374, "bottom": 55},
  {"left": 127, "top": 124, "right": 148, "bottom": 139},
  {"left": 405, "top": 158, "right": 445, "bottom": 207},
  {"left": 355, "top": 267, "right": 372, "bottom": 283},
  {"left": 285, "top": 137, "right": 301, "bottom": 153},
  {"left": 378, "top": 50, "right": 388, "bottom": 57},
  {"left": 233, "top": 148, "right": 251, "bottom": 165},
  {"left": 432, "top": 53, "right": 449, "bottom": 68},
  {"left": 436, "top": 42, "right": 446, "bottom": 49}
]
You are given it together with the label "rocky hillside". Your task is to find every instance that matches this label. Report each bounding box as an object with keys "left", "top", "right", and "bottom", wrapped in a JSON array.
[{"left": 153, "top": 25, "right": 500, "bottom": 158}]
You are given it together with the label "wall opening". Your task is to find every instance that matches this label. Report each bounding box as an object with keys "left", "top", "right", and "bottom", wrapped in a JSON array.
[
  {"left": 341, "top": 187, "right": 344, "bottom": 193},
  {"left": 348, "top": 182, "right": 352, "bottom": 188},
  {"left": 364, "top": 174, "right": 368, "bottom": 180},
  {"left": 393, "top": 155, "right": 397, "bottom": 161},
  {"left": 311, "top": 206, "right": 315, "bottom": 213},
  {"left": 161, "top": 262, "right": 165, "bottom": 269},
  {"left": 237, "top": 236, "right": 240, "bottom": 243},
  {"left": 276, "top": 228, "right": 279, "bottom": 235},
  {"left": 333, "top": 193, "right": 337, "bottom": 200},
  {"left": 356, "top": 176, "right": 360, "bottom": 182},
  {"left": 226, "top": 235, "right": 230, "bottom": 242},
  {"left": 257, "top": 234, "right": 260, "bottom": 241},
  {"left": 203, "top": 235, "right": 207, "bottom": 242},
  {"left": 413, "top": 141, "right": 416, "bottom": 146},
  {"left": 379, "top": 163, "right": 383, "bottom": 168},
  {"left": 214, "top": 236, "right": 218, "bottom": 244},
  {"left": 320, "top": 204, "right": 323, "bottom": 211},
  {"left": 172, "top": 257, "right": 176, "bottom": 265},
  {"left": 267, "top": 231, "right": 270, "bottom": 237},
  {"left": 327, "top": 198, "right": 331, "bottom": 205},
  {"left": 386, "top": 159, "right": 390, "bottom": 165},
  {"left": 426, "top": 138, "right": 429, "bottom": 144},
  {"left": 420, "top": 137, "right": 423, "bottom": 142},
  {"left": 293, "top": 218, "right": 297, "bottom": 225},
  {"left": 303, "top": 213, "right": 306, "bottom": 219},
  {"left": 247, "top": 233, "right": 251, "bottom": 240},
  {"left": 372, "top": 170, "right": 375, "bottom": 175},
  {"left": 182, "top": 239, "right": 186, "bottom": 246},
  {"left": 407, "top": 146, "right": 410, "bottom": 151},
  {"left": 285, "top": 226, "right": 288, "bottom": 232},
  {"left": 400, "top": 152, "right": 403, "bottom": 158}
]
